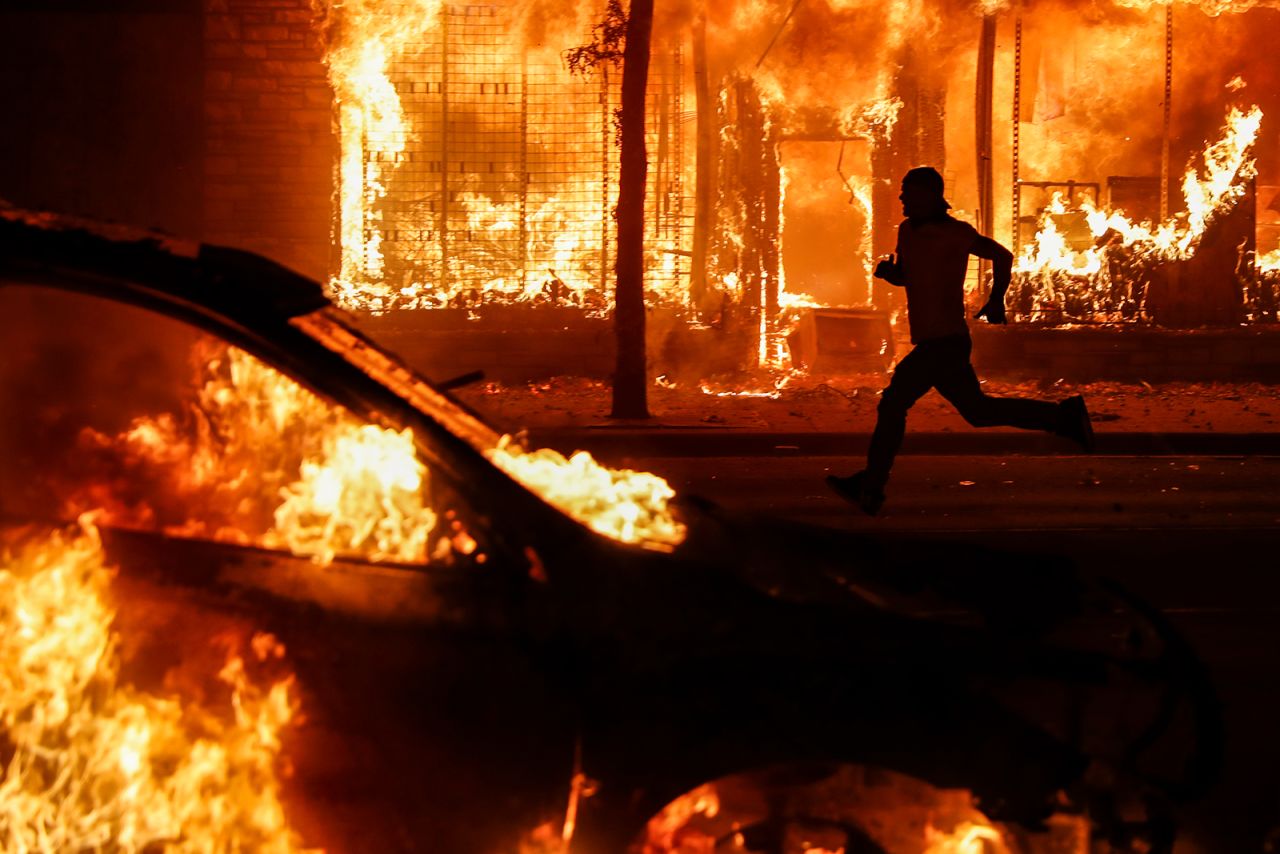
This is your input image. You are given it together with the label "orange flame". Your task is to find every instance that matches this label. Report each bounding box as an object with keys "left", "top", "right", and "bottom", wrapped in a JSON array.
[
  {"left": 266, "top": 423, "right": 437, "bottom": 566},
  {"left": 296, "top": 312, "right": 690, "bottom": 552},
  {"left": 1257, "top": 247, "right": 1280, "bottom": 273},
  {"left": 487, "top": 435, "right": 686, "bottom": 551},
  {"left": 0, "top": 520, "right": 306, "bottom": 851},
  {"left": 924, "top": 820, "right": 1008, "bottom": 854},
  {"left": 643, "top": 783, "right": 720, "bottom": 853},
  {"left": 70, "top": 344, "right": 444, "bottom": 567},
  {"left": 314, "top": 0, "right": 444, "bottom": 307},
  {"left": 1016, "top": 103, "right": 1263, "bottom": 319}
]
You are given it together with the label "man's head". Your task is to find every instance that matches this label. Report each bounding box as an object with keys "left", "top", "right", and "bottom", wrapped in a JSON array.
[{"left": 900, "top": 166, "right": 951, "bottom": 219}]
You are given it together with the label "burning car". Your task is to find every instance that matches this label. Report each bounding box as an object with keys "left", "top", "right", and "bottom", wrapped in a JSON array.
[{"left": 0, "top": 206, "right": 1220, "bottom": 853}]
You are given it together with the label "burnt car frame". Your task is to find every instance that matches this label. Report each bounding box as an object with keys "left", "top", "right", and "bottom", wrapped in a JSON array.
[{"left": 0, "top": 206, "right": 1220, "bottom": 853}]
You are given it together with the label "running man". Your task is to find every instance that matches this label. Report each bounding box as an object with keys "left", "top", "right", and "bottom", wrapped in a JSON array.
[{"left": 827, "top": 166, "right": 1093, "bottom": 515}]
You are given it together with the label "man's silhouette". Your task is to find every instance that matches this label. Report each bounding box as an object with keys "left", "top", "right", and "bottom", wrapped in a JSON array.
[{"left": 827, "top": 166, "right": 1093, "bottom": 515}]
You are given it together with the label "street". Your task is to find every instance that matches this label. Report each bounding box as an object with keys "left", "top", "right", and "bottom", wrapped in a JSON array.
[
  {"left": 632, "top": 451, "right": 1280, "bottom": 852},
  {"left": 635, "top": 453, "right": 1280, "bottom": 576}
]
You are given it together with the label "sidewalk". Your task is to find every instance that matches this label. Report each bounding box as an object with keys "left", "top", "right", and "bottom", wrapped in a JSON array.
[{"left": 454, "top": 375, "right": 1280, "bottom": 457}]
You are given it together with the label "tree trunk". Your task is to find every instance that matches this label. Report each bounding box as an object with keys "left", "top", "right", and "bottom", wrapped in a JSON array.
[
  {"left": 610, "top": 0, "right": 653, "bottom": 419},
  {"left": 690, "top": 13, "right": 714, "bottom": 318},
  {"left": 975, "top": 15, "right": 996, "bottom": 289}
]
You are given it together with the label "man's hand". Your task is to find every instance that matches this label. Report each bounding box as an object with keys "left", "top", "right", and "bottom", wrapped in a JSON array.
[
  {"left": 974, "top": 298, "right": 1007, "bottom": 325},
  {"left": 874, "top": 254, "right": 900, "bottom": 284}
]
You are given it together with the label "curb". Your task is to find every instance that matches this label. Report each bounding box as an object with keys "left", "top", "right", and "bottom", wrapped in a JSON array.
[{"left": 525, "top": 429, "right": 1280, "bottom": 458}]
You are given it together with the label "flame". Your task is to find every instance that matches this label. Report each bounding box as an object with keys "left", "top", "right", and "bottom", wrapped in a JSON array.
[
  {"left": 69, "top": 343, "right": 445, "bottom": 567},
  {"left": 1257, "top": 247, "right": 1280, "bottom": 273},
  {"left": 0, "top": 520, "right": 305, "bottom": 851},
  {"left": 837, "top": 95, "right": 904, "bottom": 140},
  {"left": 295, "top": 311, "right": 690, "bottom": 552},
  {"left": 643, "top": 783, "right": 720, "bottom": 853},
  {"left": 924, "top": 820, "right": 1008, "bottom": 854},
  {"left": 487, "top": 435, "right": 686, "bottom": 551},
  {"left": 699, "top": 371, "right": 795, "bottom": 398},
  {"left": 1014, "top": 104, "right": 1263, "bottom": 320},
  {"left": 982, "top": 0, "right": 1272, "bottom": 13},
  {"left": 852, "top": 177, "right": 875, "bottom": 292},
  {"left": 314, "top": 0, "right": 443, "bottom": 307},
  {"left": 62, "top": 314, "right": 688, "bottom": 560},
  {"left": 777, "top": 291, "right": 824, "bottom": 311},
  {"left": 313, "top": 1, "right": 689, "bottom": 315},
  {"left": 267, "top": 424, "right": 437, "bottom": 566}
]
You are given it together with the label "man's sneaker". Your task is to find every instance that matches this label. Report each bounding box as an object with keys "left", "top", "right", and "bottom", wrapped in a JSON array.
[
  {"left": 1058, "top": 395, "right": 1095, "bottom": 452},
  {"left": 825, "top": 471, "right": 886, "bottom": 516}
]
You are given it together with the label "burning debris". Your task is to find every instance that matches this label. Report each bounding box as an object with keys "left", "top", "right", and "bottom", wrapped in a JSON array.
[
  {"left": 0, "top": 520, "right": 304, "bottom": 852},
  {"left": 1011, "top": 102, "right": 1271, "bottom": 323}
]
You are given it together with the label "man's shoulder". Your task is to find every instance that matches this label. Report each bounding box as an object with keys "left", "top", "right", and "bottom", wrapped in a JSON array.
[
  {"left": 942, "top": 215, "right": 978, "bottom": 234},
  {"left": 900, "top": 215, "right": 977, "bottom": 237}
]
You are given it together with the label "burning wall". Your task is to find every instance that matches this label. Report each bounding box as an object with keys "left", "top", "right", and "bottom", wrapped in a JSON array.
[{"left": 315, "top": 0, "right": 692, "bottom": 314}]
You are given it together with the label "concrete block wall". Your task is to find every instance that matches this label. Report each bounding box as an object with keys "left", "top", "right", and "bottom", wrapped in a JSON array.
[
  {"left": 204, "top": 0, "right": 334, "bottom": 281},
  {"left": 972, "top": 325, "right": 1280, "bottom": 381},
  {"left": 353, "top": 311, "right": 618, "bottom": 383}
]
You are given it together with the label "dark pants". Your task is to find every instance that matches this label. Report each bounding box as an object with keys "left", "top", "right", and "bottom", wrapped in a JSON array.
[{"left": 865, "top": 334, "right": 1061, "bottom": 488}]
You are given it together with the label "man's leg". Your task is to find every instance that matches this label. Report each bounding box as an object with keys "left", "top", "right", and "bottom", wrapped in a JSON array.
[
  {"left": 936, "top": 364, "right": 1060, "bottom": 431},
  {"left": 864, "top": 345, "right": 937, "bottom": 490},
  {"left": 934, "top": 346, "right": 1092, "bottom": 447}
]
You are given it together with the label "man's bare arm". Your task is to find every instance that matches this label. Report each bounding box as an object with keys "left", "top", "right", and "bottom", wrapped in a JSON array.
[{"left": 972, "top": 235, "right": 1013, "bottom": 324}]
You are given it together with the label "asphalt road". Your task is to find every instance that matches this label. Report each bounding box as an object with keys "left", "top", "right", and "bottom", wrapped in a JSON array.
[
  {"left": 640, "top": 454, "right": 1280, "bottom": 579},
  {"left": 637, "top": 452, "right": 1280, "bottom": 853}
]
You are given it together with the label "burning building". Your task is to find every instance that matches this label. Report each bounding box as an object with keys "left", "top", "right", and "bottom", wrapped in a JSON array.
[
  {"left": 265, "top": 0, "right": 1280, "bottom": 381},
  {"left": 5, "top": 0, "right": 1279, "bottom": 381}
]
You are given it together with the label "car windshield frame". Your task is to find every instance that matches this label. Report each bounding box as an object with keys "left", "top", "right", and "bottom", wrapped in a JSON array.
[{"left": 0, "top": 209, "right": 688, "bottom": 563}]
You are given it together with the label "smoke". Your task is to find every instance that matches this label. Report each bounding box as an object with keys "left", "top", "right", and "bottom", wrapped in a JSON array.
[{"left": 0, "top": 285, "right": 196, "bottom": 523}]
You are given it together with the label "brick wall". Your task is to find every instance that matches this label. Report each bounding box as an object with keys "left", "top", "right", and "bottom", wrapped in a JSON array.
[{"left": 204, "top": 0, "right": 334, "bottom": 281}]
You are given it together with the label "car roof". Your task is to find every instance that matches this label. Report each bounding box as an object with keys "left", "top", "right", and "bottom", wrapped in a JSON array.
[{"left": 0, "top": 204, "right": 330, "bottom": 324}]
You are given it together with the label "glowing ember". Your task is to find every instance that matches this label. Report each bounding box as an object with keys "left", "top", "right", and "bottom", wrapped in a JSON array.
[
  {"left": 0, "top": 520, "right": 304, "bottom": 852},
  {"left": 70, "top": 344, "right": 442, "bottom": 567},
  {"left": 487, "top": 435, "right": 686, "bottom": 551}
]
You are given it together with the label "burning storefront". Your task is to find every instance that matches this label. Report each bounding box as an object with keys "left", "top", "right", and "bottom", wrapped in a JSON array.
[{"left": 198, "top": 0, "right": 1280, "bottom": 384}]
